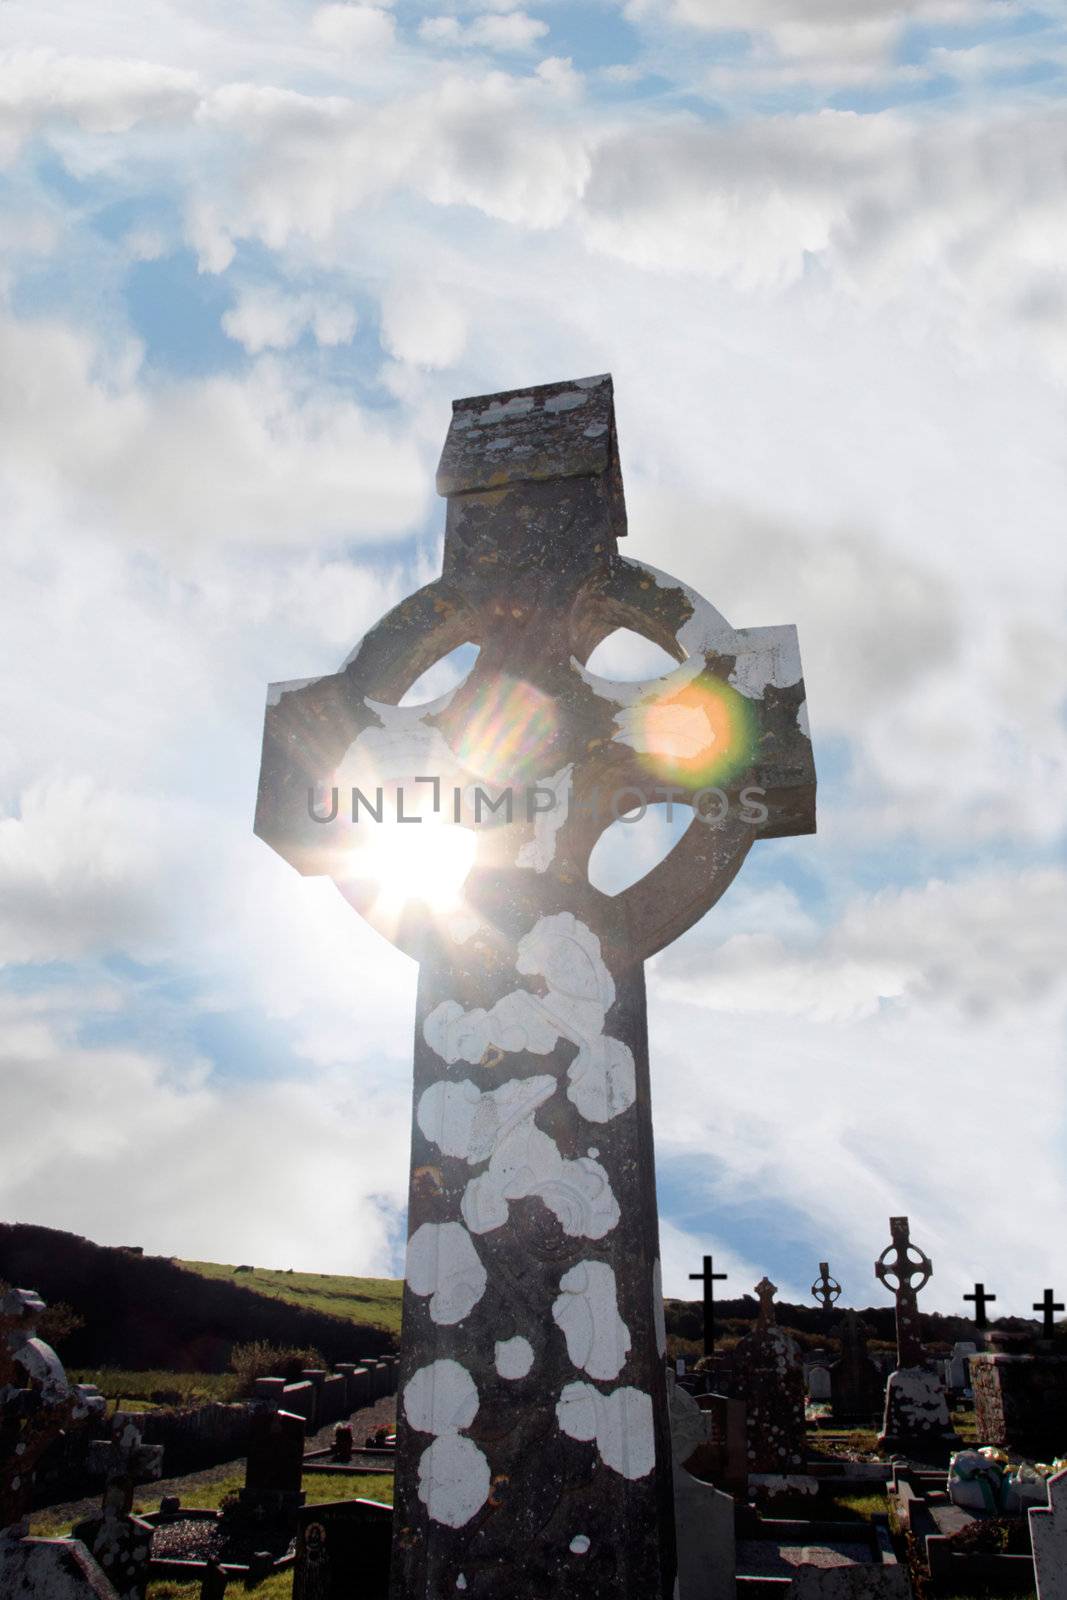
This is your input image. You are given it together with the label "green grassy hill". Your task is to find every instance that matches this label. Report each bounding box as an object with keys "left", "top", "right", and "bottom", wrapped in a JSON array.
[{"left": 178, "top": 1260, "right": 403, "bottom": 1337}]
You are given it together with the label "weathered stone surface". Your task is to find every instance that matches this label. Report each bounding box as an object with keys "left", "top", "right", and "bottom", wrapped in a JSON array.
[
  {"left": 0, "top": 1532, "right": 119, "bottom": 1599},
  {"left": 255, "top": 374, "right": 816, "bottom": 1600},
  {"left": 807, "top": 1366, "right": 831, "bottom": 1402},
  {"left": 971, "top": 1349, "right": 1067, "bottom": 1458},
  {"left": 237, "top": 1404, "right": 305, "bottom": 1517},
  {"left": 830, "top": 1313, "right": 882, "bottom": 1423},
  {"left": 71, "top": 1420, "right": 163, "bottom": 1600},
  {"left": 282, "top": 1381, "right": 315, "bottom": 1426},
  {"left": 730, "top": 1279, "right": 806, "bottom": 1474},
  {"left": 686, "top": 1393, "right": 748, "bottom": 1499},
  {"left": 1030, "top": 1463, "right": 1067, "bottom": 1600},
  {"left": 874, "top": 1218, "right": 956, "bottom": 1456}
]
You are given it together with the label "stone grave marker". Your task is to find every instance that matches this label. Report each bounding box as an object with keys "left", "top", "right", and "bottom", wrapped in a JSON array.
[
  {"left": 72, "top": 1418, "right": 163, "bottom": 1600},
  {"left": 236, "top": 1400, "right": 306, "bottom": 1523},
  {"left": 255, "top": 372, "right": 816, "bottom": 1598},
  {"left": 282, "top": 1380, "right": 315, "bottom": 1427},
  {"left": 810, "top": 1263, "right": 841, "bottom": 1317},
  {"left": 829, "top": 1311, "right": 882, "bottom": 1422},
  {"left": 963, "top": 1281, "right": 996, "bottom": 1330},
  {"left": 1030, "top": 1463, "right": 1067, "bottom": 1600},
  {"left": 1034, "top": 1288, "right": 1065, "bottom": 1339},
  {"left": 731, "top": 1278, "right": 806, "bottom": 1479},
  {"left": 689, "top": 1256, "right": 729, "bottom": 1359},
  {"left": 806, "top": 1365, "right": 831, "bottom": 1403},
  {"left": 945, "top": 1342, "right": 977, "bottom": 1391},
  {"left": 667, "top": 1374, "right": 736, "bottom": 1600},
  {"left": 875, "top": 1217, "right": 957, "bottom": 1457},
  {"left": 689, "top": 1393, "right": 748, "bottom": 1499},
  {"left": 293, "top": 1498, "right": 392, "bottom": 1600}
]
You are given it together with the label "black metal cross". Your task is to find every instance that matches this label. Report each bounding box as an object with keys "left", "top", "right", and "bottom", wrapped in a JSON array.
[
  {"left": 964, "top": 1282, "right": 996, "bottom": 1329},
  {"left": 689, "top": 1255, "right": 728, "bottom": 1357},
  {"left": 1034, "top": 1288, "right": 1065, "bottom": 1337}
]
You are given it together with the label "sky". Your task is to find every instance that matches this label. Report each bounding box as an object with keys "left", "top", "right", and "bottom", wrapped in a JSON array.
[{"left": 1, "top": 0, "right": 1066, "bottom": 1321}]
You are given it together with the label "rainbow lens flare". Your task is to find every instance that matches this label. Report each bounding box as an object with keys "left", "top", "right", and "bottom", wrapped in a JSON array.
[
  {"left": 626, "top": 676, "right": 758, "bottom": 788},
  {"left": 454, "top": 676, "right": 558, "bottom": 784}
]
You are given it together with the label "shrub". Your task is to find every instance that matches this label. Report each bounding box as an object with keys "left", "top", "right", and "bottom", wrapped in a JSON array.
[{"left": 229, "top": 1340, "right": 324, "bottom": 1396}]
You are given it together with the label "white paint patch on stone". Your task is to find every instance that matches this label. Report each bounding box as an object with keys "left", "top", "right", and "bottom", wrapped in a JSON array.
[
  {"left": 556, "top": 1382, "right": 656, "bottom": 1480},
  {"left": 495, "top": 1336, "right": 535, "bottom": 1380},
  {"left": 418, "top": 1074, "right": 620, "bottom": 1240},
  {"left": 569, "top": 1534, "right": 591, "bottom": 1555},
  {"left": 405, "top": 1222, "right": 487, "bottom": 1325},
  {"left": 424, "top": 913, "right": 636, "bottom": 1126},
  {"left": 552, "top": 1261, "right": 631, "bottom": 1381},
  {"left": 404, "top": 1360, "right": 479, "bottom": 1436},
  {"left": 417, "top": 1434, "right": 492, "bottom": 1529},
  {"left": 266, "top": 674, "right": 325, "bottom": 707},
  {"left": 727, "top": 625, "right": 802, "bottom": 700},
  {"left": 652, "top": 1259, "right": 667, "bottom": 1359},
  {"left": 404, "top": 1360, "right": 491, "bottom": 1529},
  {"left": 516, "top": 764, "right": 573, "bottom": 872},
  {"left": 456, "top": 1576, "right": 468, "bottom": 1591},
  {"left": 797, "top": 699, "right": 810, "bottom": 739}
]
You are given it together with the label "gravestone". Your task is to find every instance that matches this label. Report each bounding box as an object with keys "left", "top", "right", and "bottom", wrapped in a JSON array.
[
  {"left": 667, "top": 1375, "right": 736, "bottom": 1600},
  {"left": 946, "top": 1342, "right": 976, "bottom": 1390},
  {"left": 963, "top": 1282, "right": 996, "bottom": 1330},
  {"left": 293, "top": 1498, "right": 392, "bottom": 1600},
  {"left": 874, "top": 1218, "right": 957, "bottom": 1457},
  {"left": 806, "top": 1365, "right": 831, "bottom": 1402},
  {"left": 236, "top": 1401, "right": 306, "bottom": 1522},
  {"left": 971, "top": 1328, "right": 1067, "bottom": 1459},
  {"left": 72, "top": 1418, "right": 163, "bottom": 1600},
  {"left": 255, "top": 373, "right": 816, "bottom": 1599},
  {"left": 1030, "top": 1463, "right": 1067, "bottom": 1600},
  {"left": 829, "top": 1312, "right": 882, "bottom": 1422},
  {"left": 689, "top": 1256, "right": 729, "bottom": 1358},
  {"left": 283, "top": 1380, "right": 316, "bottom": 1426},
  {"left": 687, "top": 1393, "right": 748, "bottom": 1499},
  {"left": 730, "top": 1278, "right": 806, "bottom": 1477},
  {"left": 811, "top": 1263, "right": 841, "bottom": 1317}
]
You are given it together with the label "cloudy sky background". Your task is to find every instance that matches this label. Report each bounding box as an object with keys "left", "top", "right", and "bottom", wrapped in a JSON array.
[{"left": 2, "top": 0, "right": 1065, "bottom": 1317}]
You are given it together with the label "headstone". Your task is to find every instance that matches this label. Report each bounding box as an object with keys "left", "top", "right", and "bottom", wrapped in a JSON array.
[
  {"left": 971, "top": 1340, "right": 1067, "bottom": 1459},
  {"left": 320, "top": 1374, "right": 347, "bottom": 1424},
  {"left": 829, "top": 1311, "right": 882, "bottom": 1422},
  {"left": 292, "top": 1498, "right": 392, "bottom": 1600},
  {"left": 1030, "top": 1463, "right": 1067, "bottom": 1600},
  {"left": 0, "top": 1531, "right": 120, "bottom": 1599},
  {"left": 874, "top": 1217, "right": 957, "bottom": 1457},
  {"left": 688, "top": 1393, "right": 748, "bottom": 1499},
  {"left": 199, "top": 1557, "right": 228, "bottom": 1600},
  {"left": 810, "top": 1263, "right": 841, "bottom": 1315},
  {"left": 731, "top": 1278, "right": 806, "bottom": 1475},
  {"left": 946, "top": 1342, "right": 977, "bottom": 1391},
  {"left": 282, "top": 1380, "right": 316, "bottom": 1426},
  {"left": 333, "top": 1424, "right": 353, "bottom": 1462},
  {"left": 254, "top": 1377, "right": 289, "bottom": 1405},
  {"left": 71, "top": 1419, "right": 163, "bottom": 1600},
  {"left": 806, "top": 1365, "right": 831, "bottom": 1402},
  {"left": 667, "top": 1375, "right": 736, "bottom": 1600},
  {"left": 255, "top": 373, "right": 816, "bottom": 1598},
  {"left": 963, "top": 1281, "right": 996, "bottom": 1330},
  {"left": 689, "top": 1256, "right": 728, "bottom": 1358},
  {"left": 237, "top": 1403, "right": 306, "bottom": 1521},
  {"left": 1034, "top": 1288, "right": 1065, "bottom": 1339}
]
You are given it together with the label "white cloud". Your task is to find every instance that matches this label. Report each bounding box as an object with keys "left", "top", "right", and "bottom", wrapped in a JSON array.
[
  {"left": 380, "top": 280, "right": 468, "bottom": 369},
  {"left": 0, "top": 49, "right": 200, "bottom": 165},
  {"left": 222, "top": 285, "right": 357, "bottom": 352},
  {"left": 467, "top": 12, "right": 549, "bottom": 50},
  {"left": 311, "top": 4, "right": 397, "bottom": 54}
]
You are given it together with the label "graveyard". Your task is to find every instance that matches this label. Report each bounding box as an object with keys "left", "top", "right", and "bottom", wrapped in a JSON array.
[{"left": 3, "top": 374, "right": 1065, "bottom": 1600}]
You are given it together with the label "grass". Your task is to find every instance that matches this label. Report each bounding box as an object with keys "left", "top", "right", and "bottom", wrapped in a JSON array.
[
  {"left": 823, "top": 1488, "right": 887, "bottom": 1522},
  {"left": 177, "top": 1261, "right": 403, "bottom": 1338},
  {"left": 36, "top": 1469, "right": 393, "bottom": 1597},
  {"left": 69, "top": 1369, "right": 238, "bottom": 1407}
]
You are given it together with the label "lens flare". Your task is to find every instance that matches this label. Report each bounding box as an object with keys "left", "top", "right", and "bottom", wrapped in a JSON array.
[
  {"left": 339, "top": 814, "right": 477, "bottom": 920},
  {"left": 626, "top": 677, "right": 757, "bottom": 788},
  {"left": 454, "top": 676, "right": 558, "bottom": 784}
]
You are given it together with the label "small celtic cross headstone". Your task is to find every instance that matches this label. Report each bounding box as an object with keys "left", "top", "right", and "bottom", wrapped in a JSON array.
[
  {"left": 255, "top": 374, "right": 816, "bottom": 1599},
  {"left": 811, "top": 1262, "right": 841, "bottom": 1315},
  {"left": 1034, "top": 1288, "right": 1065, "bottom": 1338},
  {"left": 964, "top": 1282, "right": 996, "bottom": 1330},
  {"left": 688, "top": 1256, "right": 728, "bottom": 1357},
  {"left": 73, "top": 1418, "right": 163, "bottom": 1600},
  {"left": 875, "top": 1216, "right": 931, "bottom": 1368}
]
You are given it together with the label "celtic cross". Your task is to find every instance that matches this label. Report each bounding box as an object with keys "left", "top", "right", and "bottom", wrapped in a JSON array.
[
  {"left": 875, "top": 1216, "right": 932, "bottom": 1368},
  {"left": 811, "top": 1261, "right": 841, "bottom": 1315},
  {"left": 255, "top": 374, "right": 816, "bottom": 1600}
]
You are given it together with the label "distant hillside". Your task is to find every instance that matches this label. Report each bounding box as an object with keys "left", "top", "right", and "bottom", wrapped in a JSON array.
[
  {"left": 178, "top": 1259, "right": 401, "bottom": 1337},
  {"left": 664, "top": 1292, "right": 999, "bottom": 1354},
  {"left": 0, "top": 1225, "right": 396, "bottom": 1373}
]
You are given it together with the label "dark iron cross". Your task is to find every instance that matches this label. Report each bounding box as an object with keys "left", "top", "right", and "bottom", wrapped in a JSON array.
[
  {"left": 875, "top": 1215, "right": 932, "bottom": 1369},
  {"left": 688, "top": 1255, "right": 728, "bottom": 1357},
  {"left": 964, "top": 1282, "right": 996, "bottom": 1330},
  {"left": 254, "top": 375, "right": 816, "bottom": 1600},
  {"left": 1034, "top": 1289, "right": 1065, "bottom": 1337},
  {"left": 811, "top": 1261, "right": 841, "bottom": 1315}
]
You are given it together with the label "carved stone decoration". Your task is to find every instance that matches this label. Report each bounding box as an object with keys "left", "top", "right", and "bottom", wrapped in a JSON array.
[
  {"left": 874, "top": 1218, "right": 957, "bottom": 1458},
  {"left": 254, "top": 374, "right": 817, "bottom": 1599}
]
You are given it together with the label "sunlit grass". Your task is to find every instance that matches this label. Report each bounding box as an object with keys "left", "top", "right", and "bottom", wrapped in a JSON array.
[{"left": 177, "top": 1261, "right": 403, "bottom": 1338}]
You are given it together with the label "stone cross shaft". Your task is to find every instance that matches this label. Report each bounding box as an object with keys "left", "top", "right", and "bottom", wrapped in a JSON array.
[
  {"left": 688, "top": 1256, "right": 727, "bottom": 1357},
  {"left": 875, "top": 1216, "right": 932, "bottom": 1369},
  {"left": 255, "top": 375, "right": 816, "bottom": 1600}
]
